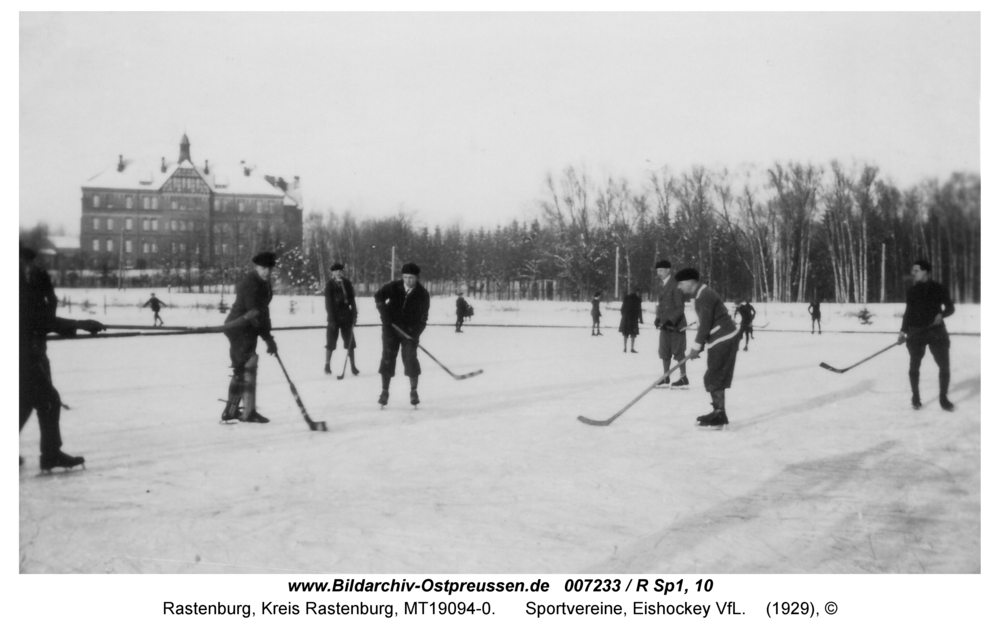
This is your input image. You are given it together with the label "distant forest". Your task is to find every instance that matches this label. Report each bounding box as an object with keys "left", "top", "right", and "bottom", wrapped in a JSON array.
[
  {"left": 23, "top": 161, "right": 979, "bottom": 304},
  {"left": 298, "top": 162, "right": 980, "bottom": 304}
]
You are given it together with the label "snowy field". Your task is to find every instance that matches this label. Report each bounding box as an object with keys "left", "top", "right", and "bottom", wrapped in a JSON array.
[{"left": 20, "top": 290, "right": 980, "bottom": 574}]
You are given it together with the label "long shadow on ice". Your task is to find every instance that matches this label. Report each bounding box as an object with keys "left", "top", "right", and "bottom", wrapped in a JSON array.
[{"left": 731, "top": 379, "right": 875, "bottom": 430}]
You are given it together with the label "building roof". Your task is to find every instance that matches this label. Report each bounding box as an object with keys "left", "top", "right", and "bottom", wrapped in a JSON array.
[
  {"left": 84, "top": 157, "right": 293, "bottom": 200},
  {"left": 48, "top": 235, "right": 80, "bottom": 250}
]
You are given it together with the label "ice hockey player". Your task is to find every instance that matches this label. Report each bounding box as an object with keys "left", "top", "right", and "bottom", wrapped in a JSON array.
[
  {"left": 324, "top": 262, "right": 359, "bottom": 376},
  {"left": 735, "top": 299, "right": 756, "bottom": 351},
  {"left": 675, "top": 268, "right": 740, "bottom": 427},
  {"left": 590, "top": 291, "right": 603, "bottom": 336},
  {"left": 221, "top": 252, "right": 278, "bottom": 424},
  {"left": 653, "top": 260, "right": 688, "bottom": 388},
  {"left": 455, "top": 291, "right": 471, "bottom": 333},
  {"left": 142, "top": 292, "right": 166, "bottom": 326},
  {"left": 20, "top": 244, "right": 105, "bottom": 470},
  {"left": 808, "top": 300, "right": 822, "bottom": 334},
  {"left": 374, "top": 262, "right": 430, "bottom": 407},
  {"left": 897, "top": 259, "right": 955, "bottom": 411},
  {"left": 618, "top": 287, "right": 643, "bottom": 353}
]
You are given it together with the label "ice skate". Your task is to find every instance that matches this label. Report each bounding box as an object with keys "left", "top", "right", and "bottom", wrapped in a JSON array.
[
  {"left": 40, "top": 451, "right": 85, "bottom": 472},
  {"left": 324, "top": 363, "right": 332, "bottom": 375},
  {"left": 378, "top": 390, "right": 389, "bottom": 408},
  {"left": 410, "top": 389, "right": 420, "bottom": 407},
  {"left": 240, "top": 410, "right": 270, "bottom": 424},
  {"left": 671, "top": 375, "right": 690, "bottom": 389},
  {"left": 697, "top": 410, "right": 729, "bottom": 428},
  {"left": 939, "top": 395, "right": 955, "bottom": 412},
  {"left": 351, "top": 365, "right": 360, "bottom": 376},
  {"left": 911, "top": 394, "right": 922, "bottom": 410}
]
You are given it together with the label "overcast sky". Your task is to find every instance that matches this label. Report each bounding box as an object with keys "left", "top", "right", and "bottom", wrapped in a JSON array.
[{"left": 19, "top": 11, "right": 981, "bottom": 236}]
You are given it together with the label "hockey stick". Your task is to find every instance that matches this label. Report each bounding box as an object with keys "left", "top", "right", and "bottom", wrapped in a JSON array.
[
  {"left": 391, "top": 324, "right": 483, "bottom": 380},
  {"left": 819, "top": 324, "right": 939, "bottom": 374},
  {"left": 273, "top": 352, "right": 327, "bottom": 431},
  {"left": 337, "top": 328, "right": 356, "bottom": 380},
  {"left": 577, "top": 357, "right": 690, "bottom": 426}
]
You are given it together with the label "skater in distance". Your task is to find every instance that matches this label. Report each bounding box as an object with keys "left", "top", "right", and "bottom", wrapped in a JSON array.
[
  {"left": 897, "top": 259, "right": 955, "bottom": 411},
  {"left": 676, "top": 268, "right": 740, "bottom": 427},
  {"left": 374, "top": 262, "right": 430, "bottom": 407},
  {"left": 455, "top": 290, "right": 472, "bottom": 333},
  {"left": 324, "top": 262, "right": 359, "bottom": 376},
  {"left": 618, "top": 286, "right": 643, "bottom": 353},
  {"left": 590, "top": 291, "right": 603, "bottom": 336},
  {"left": 142, "top": 292, "right": 166, "bottom": 327},
  {"left": 653, "top": 260, "right": 689, "bottom": 388},
  {"left": 20, "top": 244, "right": 105, "bottom": 471},
  {"left": 221, "top": 251, "right": 278, "bottom": 424},
  {"left": 808, "top": 300, "right": 822, "bottom": 334},
  {"left": 735, "top": 299, "right": 755, "bottom": 351}
]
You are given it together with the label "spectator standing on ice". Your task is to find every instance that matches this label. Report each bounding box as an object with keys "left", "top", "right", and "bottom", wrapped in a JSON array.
[
  {"left": 455, "top": 291, "right": 471, "bottom": 333},
  {"left": 897, "top": 259, "right": 955, "bottom": 411},
  {"left": 618, "top": 287, "right": 643, "bottom": 353},
  {"left": 653, "top": 260, "right": 688, "bottom": 388},
  {"left": 142, "top": 292, "right": 166, "bottom": 327},
  {"left": 221, "top": 252, "right": 278, "bottom": 424},
  {"left": 20, "top": 244, "right": 105, "bottom": 470},
  {"left": 808, "top": 300, "right": 822, "bottom": 334},
  {"left": 590, "top": 291, "right": 603, "bottom": 335},
  {"left": 676, "top": 268, "right": 739, "bottom": 427},
  {"left": 323, "top": 262, "right": 359, "bottom": 376},
  {"left": 374, "top": 263, "right": 430, "bottom": 407},
  {"left": 735, "top": 299, "right": 756, "bottom": 351}
]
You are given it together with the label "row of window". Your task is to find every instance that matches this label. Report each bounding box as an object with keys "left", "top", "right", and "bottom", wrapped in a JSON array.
[
  {"left": 89, "top": 217, "right": 209, "bottom": 232},
  {"left": 91, "top": 194, "right": 280, "bottom": 213},
  {"left": 90, "top": 240, "right": 242, "bottom": 256}
]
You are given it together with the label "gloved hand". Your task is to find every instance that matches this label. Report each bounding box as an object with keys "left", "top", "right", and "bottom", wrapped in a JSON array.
[
  {"left": 897, "top": 332, "right": 907, "bottom": 346},
  {"left": 653, "top": 318, "right": 661, "bottom": 329},
  {"left": 687, "top": 346, "right": 702, "bottom": 361},
  {"left": 265, "top": 337, "right": 278, "bottom": 355},
  {"left": 78, "top": 319, "right": 106, "bottom": 335}
]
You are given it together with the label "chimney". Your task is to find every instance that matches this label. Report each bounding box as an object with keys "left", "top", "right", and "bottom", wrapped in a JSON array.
[
  {"left": 241, "top": 160, "right": 251, "bottom": 176},
  {"left": 277, "top": 177, "right": 287, "bottom": 191},
  {"left": 293, "top": 176, "right": 300, "bottom": 189},
  {"left": 117, "top": 155, "right": 125, "bottom": 172},
  {"left": 160, "top": 157, "right": 167, "bottom": 173},
  {"left": 204, "top": 159, "right": 210, "bottom": 175}
]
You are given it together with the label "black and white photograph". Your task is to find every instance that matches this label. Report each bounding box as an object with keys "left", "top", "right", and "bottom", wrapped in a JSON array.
[{"left": 16, "top": 8, "right": 987, "bottom": 628}]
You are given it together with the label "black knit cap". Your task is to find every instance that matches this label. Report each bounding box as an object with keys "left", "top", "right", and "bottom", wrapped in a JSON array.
[
  {"left": 401, "top": 262, "right": 421, "bottom": 276},
  {"left": 674, "top": 267, "right": 700, "bottom": 282},
  {"left": 655, "top": 259, "right": 671, "bottom": 270},
  {"left": 19, "top": 243, "right": 37, "bottom": 261},
  {"left": 252, "top": 252, "right": 277, "bottom": 268},
  {"left": 330, "top": 262, "right": 345, "bottom": 271}
]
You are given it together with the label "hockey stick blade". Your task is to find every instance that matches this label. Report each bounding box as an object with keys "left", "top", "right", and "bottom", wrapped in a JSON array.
[
  {"left": 818, "top": 362, "right": 847, "bottom": 374},
  {"left": 274, "top": 353, "right": 328, "bottom": 431},
  {"left": 576, "top": 414, "right": 616, "bottom": 427}
]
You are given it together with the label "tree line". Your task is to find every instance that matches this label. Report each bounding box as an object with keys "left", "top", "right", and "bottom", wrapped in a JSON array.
[{"left": 300, "top": 161, "right": 979, "bottom": 303}]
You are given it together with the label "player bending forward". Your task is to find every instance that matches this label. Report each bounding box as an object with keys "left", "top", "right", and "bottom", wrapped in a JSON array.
[{"left": 676, "top": 268, "right": 740, "bottom": 428}]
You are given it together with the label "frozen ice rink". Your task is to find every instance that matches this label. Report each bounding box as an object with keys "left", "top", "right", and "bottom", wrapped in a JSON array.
[{"left": 19, "top": 293, "right": 980, "bottom": 574}]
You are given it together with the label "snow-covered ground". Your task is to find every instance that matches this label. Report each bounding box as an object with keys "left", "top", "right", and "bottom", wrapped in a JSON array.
[{"left": 20, "top": 290, "right": 980, "bottom": 575}]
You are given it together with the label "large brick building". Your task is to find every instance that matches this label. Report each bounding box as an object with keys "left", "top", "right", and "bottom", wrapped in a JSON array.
[{"left": 80, "top": 134, "right": 303, "bottom": 272}]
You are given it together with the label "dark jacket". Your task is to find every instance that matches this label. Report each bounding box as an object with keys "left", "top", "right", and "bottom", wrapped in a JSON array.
[
  {"left": 808, "top": 302, "right": 821, "bottom": 317},
  {"left": 656, "top": 274, "right": 687, "bottom": 329},
  {"left": 901, "top": 280, "right": 954, "bottom": 331},
  {"left": 325, "top": 277, "right": 358, "bottom": 325},
  {"left": 20, "top": 265, "right": 59, "bottom": 366},
  {"left": 143, "top": 297, "right": 165, "bottom": 312},
  {"left": 456, "top": 296, "right": 470, "bottom": 318},
  {"left": 225, "top": 270, "right": 274, "bottom": 341},
  {"left": 736, "top": 303, "right": 755, "bottom": 326},
  {"left": 374, "top": 279, "right": 430, "bottom": 339},
  {"left": 691, "top": 283, "right": 737, "bottom": 347},
  {"left": 619, "top": 293, "right": 643, "bottom": 333}
]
